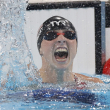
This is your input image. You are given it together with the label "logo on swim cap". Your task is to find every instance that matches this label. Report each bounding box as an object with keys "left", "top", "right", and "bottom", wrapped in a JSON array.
[{"left": 49, "top": 20, "right": 68, "bottom": 27}]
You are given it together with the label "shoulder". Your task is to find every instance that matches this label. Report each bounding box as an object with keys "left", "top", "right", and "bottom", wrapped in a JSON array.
[{"left": 74, "top": 73, "right": 103, "bottom": 83}]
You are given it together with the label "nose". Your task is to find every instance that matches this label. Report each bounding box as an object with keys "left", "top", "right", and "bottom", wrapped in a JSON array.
[{"left": 57, "top": 34, "right": 66, "bottom": 44}]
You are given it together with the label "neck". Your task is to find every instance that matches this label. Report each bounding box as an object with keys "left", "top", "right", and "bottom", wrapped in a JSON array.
[
  {"left": 39, "top": 66, "right": 74, "bottom": 84},
  {"left": 39, "top": 56, "right": 74, "bottom": 84}
]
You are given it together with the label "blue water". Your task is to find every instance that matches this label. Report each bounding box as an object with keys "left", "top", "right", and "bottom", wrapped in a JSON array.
[
  {"left": 0, "top": 100, "right": 96, "bottom": 110},
  {"left": 0, "top": 74, "right": 110, "bottom": 110},
  {"left": 0, "top": 82, "right": 110, "bottom": 110}
]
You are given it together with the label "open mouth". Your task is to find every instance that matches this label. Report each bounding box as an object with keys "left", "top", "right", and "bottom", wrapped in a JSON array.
[{"left": 54, "top": 48, "right": 68, "bottom": 62}]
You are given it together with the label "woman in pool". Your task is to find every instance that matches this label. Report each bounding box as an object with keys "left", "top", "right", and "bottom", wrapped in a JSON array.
[{"left": 37, "top": 16, "right": 103, "bottom": 85}]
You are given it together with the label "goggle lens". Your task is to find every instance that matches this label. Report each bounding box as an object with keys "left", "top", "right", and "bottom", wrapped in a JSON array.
[{"left": 43, "top": 31, "right": 76, "bottom": 41}]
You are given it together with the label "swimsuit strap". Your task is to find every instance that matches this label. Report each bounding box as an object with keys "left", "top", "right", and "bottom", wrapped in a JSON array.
[
  {"left": 74, "top": 74, "right": 78, "bottom": 82},
  {"left": 73, "top": 73, "right": 87, "bottom": 85},
  {"left": 72, "top": 73, "right": 78, "bottom": 83}
]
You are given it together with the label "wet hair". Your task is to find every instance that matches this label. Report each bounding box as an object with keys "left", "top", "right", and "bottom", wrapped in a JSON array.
[{"left": 37, "top": 16, "right": 77, "bottom": 52}]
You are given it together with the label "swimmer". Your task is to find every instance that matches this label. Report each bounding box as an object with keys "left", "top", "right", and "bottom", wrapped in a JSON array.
[{"left": 37, "top": 16, "right": 103, "bottom": 84}]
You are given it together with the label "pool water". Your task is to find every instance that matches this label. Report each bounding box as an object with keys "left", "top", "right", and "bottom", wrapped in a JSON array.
[
  {"left": 0, "top": 75, "right": 110, "bottom": 110},
  {"left": 0, "top": 100, "right": 98, "bottom": 110},
  {"left": 0, "top": 91, "right": 110, "bottom": 110},
  {"left": 0, "top": 100, "right": 105, "bottom": 110}
]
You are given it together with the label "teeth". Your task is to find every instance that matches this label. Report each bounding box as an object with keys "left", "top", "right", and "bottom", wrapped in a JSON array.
[
  {"left": 55, "top": 48, "right": 67, "bottom": 52},
  {"left": 56, "top": 58, "right": 67, "bottom": 61}
]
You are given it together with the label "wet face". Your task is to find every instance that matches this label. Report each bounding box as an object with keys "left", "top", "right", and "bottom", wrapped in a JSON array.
[{"left": 40, "top": 30, "right": 77, "bottom": 70}]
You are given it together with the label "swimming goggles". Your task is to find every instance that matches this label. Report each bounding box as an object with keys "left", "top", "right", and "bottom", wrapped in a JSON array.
[{"left": 43, "top": 31, "right": 77, "bottom": 41}]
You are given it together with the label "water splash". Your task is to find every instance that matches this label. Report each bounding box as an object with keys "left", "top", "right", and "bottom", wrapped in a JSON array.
[{"left": 0, "top": 0, "right": 42, "bottom": 91}]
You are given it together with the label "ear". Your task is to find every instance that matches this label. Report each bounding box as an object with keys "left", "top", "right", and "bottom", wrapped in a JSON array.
[{"left": 39, "top": 48, "right": 43, "bottom": 56}]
